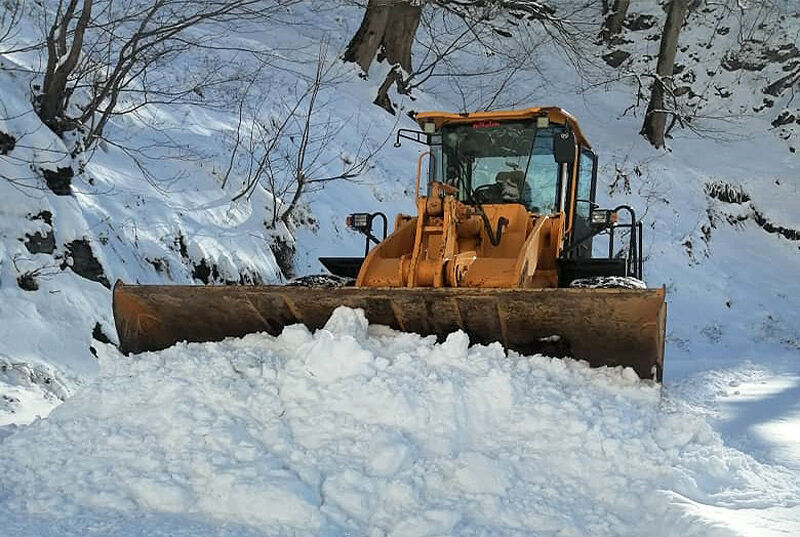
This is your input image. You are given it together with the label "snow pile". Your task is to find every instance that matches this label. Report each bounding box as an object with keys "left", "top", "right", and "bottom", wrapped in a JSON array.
[{"left": 1, "top": 307, "right": 797, "bottom": 536}]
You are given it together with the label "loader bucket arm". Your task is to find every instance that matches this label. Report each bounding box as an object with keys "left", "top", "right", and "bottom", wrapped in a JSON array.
[{"left": 113, "top": 283, "right": 666, "bottom": 381}]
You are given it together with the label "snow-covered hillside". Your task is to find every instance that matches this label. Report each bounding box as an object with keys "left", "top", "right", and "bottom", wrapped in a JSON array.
[
  {"left": 0, "top": 2, "right": 423, "bottom": 423},
  {"left": 1, "top": 0, "right": 798, "bottom": 535}
]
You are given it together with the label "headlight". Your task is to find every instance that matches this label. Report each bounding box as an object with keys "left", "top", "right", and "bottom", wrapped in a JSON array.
[
  {"left": 346, "top": 212, "right": 371, "bottom": 231},
  {"left": 590, "top": 209, "right": 617, "bottom": 227}
]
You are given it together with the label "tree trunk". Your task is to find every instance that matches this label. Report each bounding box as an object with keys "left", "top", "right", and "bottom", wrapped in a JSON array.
[
  {"left": 373, "top": 65, "right": 407, "bottom": 114},
  {"left": 640, "top": 0, "right": 689, "bottom": 149},
  {"left": 601, "top": 0, "right": 629, "bottom": 42},
  {"left": 38, "top": 0, "right": 93, "bottom": 133},
  {"left": 343, "top": 0, "right": 423, "bottom": 74}
]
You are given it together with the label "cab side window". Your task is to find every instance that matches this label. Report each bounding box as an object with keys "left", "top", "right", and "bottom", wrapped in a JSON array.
[{"left": 572, "top": 148, "right": 597, "bottom": 257}]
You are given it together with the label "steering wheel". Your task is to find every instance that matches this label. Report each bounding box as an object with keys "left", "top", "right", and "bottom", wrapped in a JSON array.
[{"left": 472, "top": 183, "right": 498, "bottom": 204}]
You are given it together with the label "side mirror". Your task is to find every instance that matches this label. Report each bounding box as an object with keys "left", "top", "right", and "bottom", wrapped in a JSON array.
[{"left": 553, "top": 129, "right": 576, "bottom": 164}]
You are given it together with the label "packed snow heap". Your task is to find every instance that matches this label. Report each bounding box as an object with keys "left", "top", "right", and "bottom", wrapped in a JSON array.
[{"left": 1, "top": 307, "right": 797, "bottom": 537}]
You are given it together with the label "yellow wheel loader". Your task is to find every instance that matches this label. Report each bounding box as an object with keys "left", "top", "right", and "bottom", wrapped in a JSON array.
[{"left": 113, "top": 107, "right": 666, "bottom": 380}]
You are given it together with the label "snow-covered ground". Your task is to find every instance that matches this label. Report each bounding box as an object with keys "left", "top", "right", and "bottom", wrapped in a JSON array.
[
  {"left": 2, "top": 308, "right": 799, "bottom": 536},
  {"left": 1, "top": 1, "right": 799, "bottom": 535}
]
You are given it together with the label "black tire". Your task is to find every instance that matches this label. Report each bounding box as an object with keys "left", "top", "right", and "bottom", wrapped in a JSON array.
[
  {"left": 285, "top": 274, "right": 355, "bottom": 288},
  {"left": 569, "top": 276, "right": 646, "bottom": 289}
]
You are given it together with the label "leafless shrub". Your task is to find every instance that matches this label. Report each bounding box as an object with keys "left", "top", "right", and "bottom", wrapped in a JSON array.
[
  {"left": 228, "top": 42, "right": 392, "bottom": 227},
  {"left": 33, "top": 0, "right": 300, "bottom": 153},
  {"left": 12, "top": 254, "right": 60, "bottom": 292}
]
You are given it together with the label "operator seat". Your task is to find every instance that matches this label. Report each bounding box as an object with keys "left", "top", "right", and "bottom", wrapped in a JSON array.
[
  {"left": 494, "top": 171, "right": 525, "bottom": 202},
  {"left": 494, "top": 170, "right": 533, "bottom": 209}
]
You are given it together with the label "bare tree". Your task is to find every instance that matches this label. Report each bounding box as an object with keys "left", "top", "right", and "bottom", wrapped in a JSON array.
[
  {"left": 343, "top": 0, "right": 424, "bottom": 74},
  {"left": 229, "top": 43, "right": 390, "bottom": 227},
  {"left": 584, "top": 0, "right": 791, "bottom": 148},
  {"left": 33, "top": 0, "right": 298, "bottom": 152},
  {"left": 38, "top": 0, "right": 94, "bottom": 133},
  {"left": 345, "top": 0, "right": 601, "bottom": 114},
  {"left": 277, "top": 44, "right": 327, "bottom": 226},
  {"left": 640, "top": 0, "right": 690, "bottom": 148}
]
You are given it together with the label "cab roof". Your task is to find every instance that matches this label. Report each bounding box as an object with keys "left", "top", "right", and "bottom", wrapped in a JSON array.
[{"left": 415, "top": 106, "right": 591, "bottom": 149}]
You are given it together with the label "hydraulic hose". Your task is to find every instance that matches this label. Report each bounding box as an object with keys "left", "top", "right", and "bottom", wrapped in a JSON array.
[{"left": 477, "top": 210, "right": 508, "bottom": 247}]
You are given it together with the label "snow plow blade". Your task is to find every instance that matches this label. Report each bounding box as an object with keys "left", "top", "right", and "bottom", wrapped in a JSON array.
[{"left": 113, "top": 283, "right": 666, "bottom": 381}]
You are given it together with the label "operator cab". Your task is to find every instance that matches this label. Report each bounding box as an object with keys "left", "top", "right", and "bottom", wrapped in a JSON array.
[
  {"left": 424, "top": 114, "right": 598, "bottom": 258},
  {"left": 432, "top": 120, "right": 561, "bottom": 214}
]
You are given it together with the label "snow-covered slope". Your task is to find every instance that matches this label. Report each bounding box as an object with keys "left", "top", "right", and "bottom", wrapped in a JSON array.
[
  {"left": 2, "top": 307, "right": 799, "bottom": 537},
  {"left": 0, "top": 3, "right": 421, "bottom": 423},
  {"left": 0, "top": 60, "right": 283, "bottom": 422}
]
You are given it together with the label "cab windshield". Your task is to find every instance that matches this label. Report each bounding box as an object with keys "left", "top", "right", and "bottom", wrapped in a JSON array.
[{"left": 436, "top": 121, "right": 561, "bottom": 214}]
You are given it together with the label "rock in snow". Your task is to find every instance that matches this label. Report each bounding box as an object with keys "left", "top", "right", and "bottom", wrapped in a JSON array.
[{"left": 1, "top": 307, "right": 798, "bottom": 537}]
